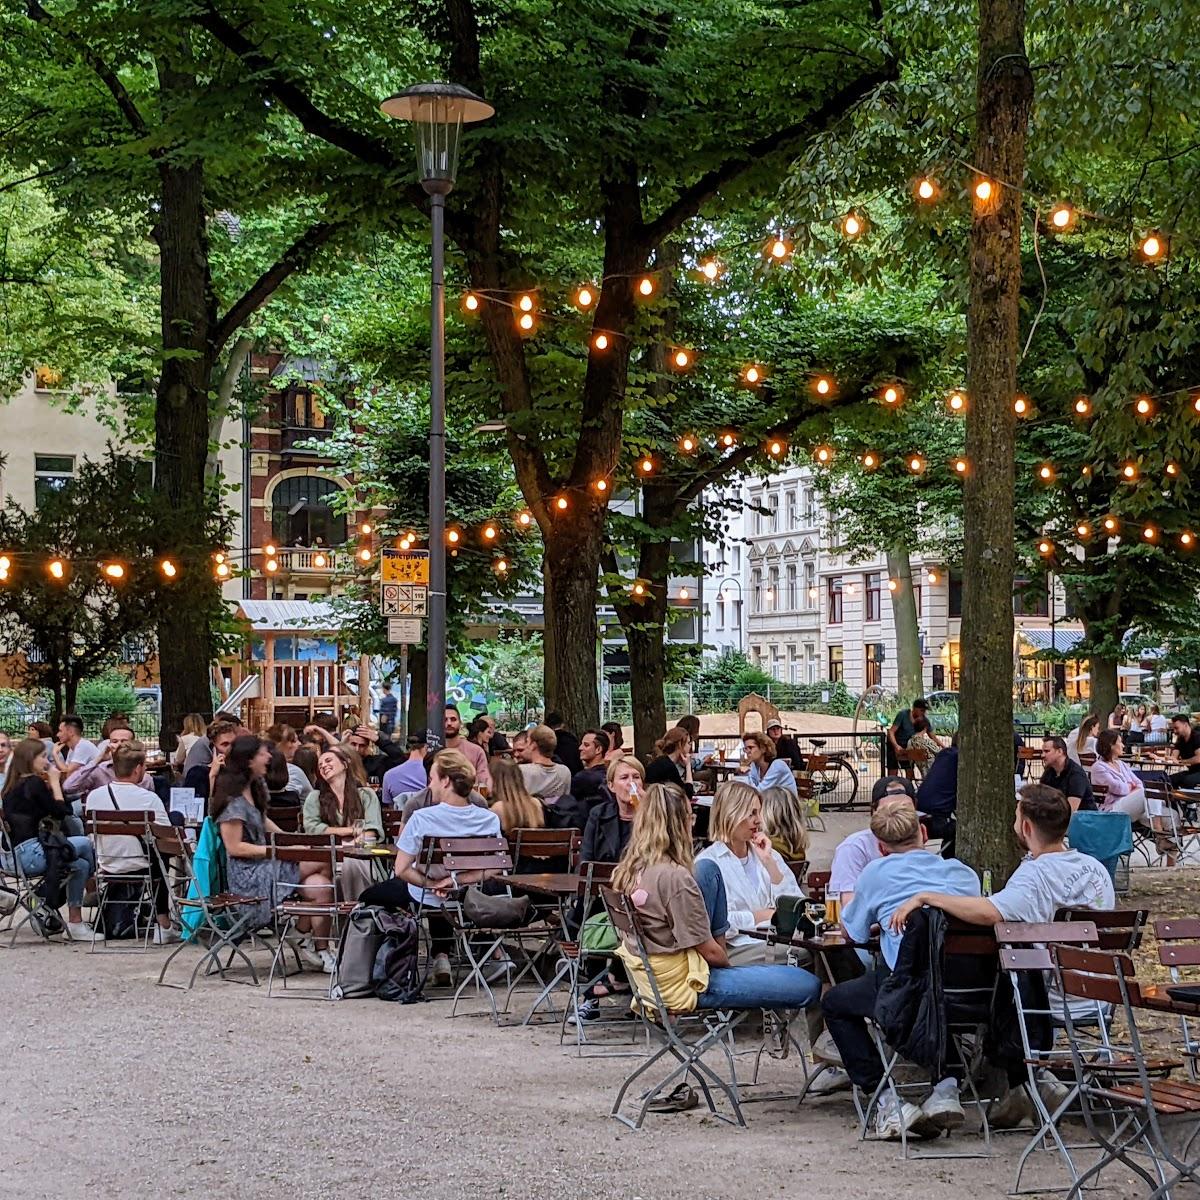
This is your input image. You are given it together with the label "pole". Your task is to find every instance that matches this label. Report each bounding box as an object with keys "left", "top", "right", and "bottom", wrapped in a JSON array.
[
  {"left": 426, "top": 190, "right": 448, "bottom": 742},
  {"left": 399, "top": 647, "right": 409, "bottom": 740}
]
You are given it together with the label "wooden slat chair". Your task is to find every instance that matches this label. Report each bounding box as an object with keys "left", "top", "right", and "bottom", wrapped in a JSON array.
[
  {"left": 151, "top": 821, "right": 266, "bottom": 990},
  {"left": 266, "top": 839, "right": 356, "bottom": 999},
  {"left": 805, "top": 870, "right": 832, "bottom": 903},
  {"left": 86, "top": 809, "right": 160, "bottom": 951},
  {"left": 382, "top": 812, "right": 405, "bottom": 844},
  {"left": 266, "top": 805, "right": 302, "bottom": 833},
  {"left": 857, "top": 920, "right": 1000, "bottom": 1160},
  {"left": 0, "top": 817, "right": 58, "bottom": 944},
  {"left": 1155, "top": 918, "right": 1200, "bottom": 1081},
  {"left": 1054, "top": 906, "right": 1148, "bottom": 951},
  {"left": 601, "top": 884, "right": 750, "bottom": 1129},
  {"left": 509, "top": 827, "right": 582, "bottom": 875},
  {"left": 1052, "top": 944, "right": 1200, "bottom": 1198}
]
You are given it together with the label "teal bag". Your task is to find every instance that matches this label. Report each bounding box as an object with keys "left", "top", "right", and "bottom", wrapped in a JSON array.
[{"left": 581, "top": 911, "right": 619, "bottom": 953}]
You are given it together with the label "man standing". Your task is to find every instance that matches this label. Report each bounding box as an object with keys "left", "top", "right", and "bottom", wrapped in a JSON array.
[
  {"left": 1168, "top": 713, "right": 1200, "bottom": 790},
  {"left": 520, "top": 725, "right": 572, "bottom": 800},
  {"left": 1040, "top": 736, "right": 1096, "bottom": 811},
  {"left": 570, "top": 729, "right": 610, "bottom": 808},
  {"left": 886, "top": 698, "right": 935, "bottom": 775},
  {"left": 766, "top": 719, "right": 805, "bottom": 771},
  {"left": 381, "top": 732, "right": 430, "bottom": 806},
  {"left": 822, "top": 801, "right": 981, "bottom": 1141},
  {"left": 443, "top": 704, "right": 491, "bottom": 791},
  {"left": 544, "top": 711, "right": 582, "bottom": 776},
  {"left": 54, "top": 715, "right": 98, "bottom": 780},
  {"left": 377, "top": 683, "right": 398, "bottom": 736}
]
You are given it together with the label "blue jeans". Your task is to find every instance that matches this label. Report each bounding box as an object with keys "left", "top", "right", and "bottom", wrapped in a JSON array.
[
  {"left": 698, "top": 962, "right": 822, "bottom": 1011},
  {"left": 694, "top": 858, "right": 729, "bottom": 938},
  {"left": 11, "top": 836, "right": 95, "bottom": 907}
]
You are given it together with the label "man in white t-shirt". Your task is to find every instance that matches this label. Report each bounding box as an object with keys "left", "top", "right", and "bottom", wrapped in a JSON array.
[
  {"left": 828, "top": 776, "right": 917, "bottom": 907},
  {"left": 361, "top": 748, "right": 501, "bottom": 986},
  {"left": 888, "top": 782, "right": 1114, "bottom": 1124},
  {"left": 54, "top": 714, "right": 99, "bottom": 779},
  {"left": 84, "top": 744, "right": 178, "bottom": 944}
]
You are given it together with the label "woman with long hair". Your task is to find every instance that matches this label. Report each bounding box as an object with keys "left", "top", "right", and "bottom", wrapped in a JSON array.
[
  {"left": 1065, "top": 714, "right": 1100, "bottom": 765},
  {"left": 760, "top": 785, "right": 809, "bottom": 863},
  {"left": 696, "top": 781, "right": 802, "bottom": 963},
  {"left": 291, "top": 745, "right": 319, "bottom": 791},
  {"left": 742, "top": 730, "right": 798, "bottom": 796},
  {"left": 172, "top": 712, "right": 207, "bottom": 770},
  {"left": 601, "top": 721, "right": 625, "bottom": 763},
  {"left": 611, "top": 782, "right": 819, "bottom": 1016},
  {"left": 211, "top": 735, "right": 337, "bottom": 970},
  {"left": 303, "top": 745, "right": 381, "bottom": 839},
  {"left": 488, "top": 757, "right": 544, "bottom": 835},
  {"left": 1, "top": 737, "right": 100, "bottom": 940},
  {"left": 644, "top": 726, "right": 694, "bottom": 797}
]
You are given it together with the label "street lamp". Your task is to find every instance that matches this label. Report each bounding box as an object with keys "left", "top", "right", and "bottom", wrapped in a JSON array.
[
  {"left": 381, "top": 82, "right": 494, "bottom": 739},
  {"left": 717, "top": 576, "right": 744, "bottom": 654}
]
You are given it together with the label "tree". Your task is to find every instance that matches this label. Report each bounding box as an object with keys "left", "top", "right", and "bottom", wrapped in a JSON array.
[
  {"left": 473, "top": 634, "right": 544, "bottom": 726},
  {"left": 0, "top": 454, "right": 227, "bottom": 717}
]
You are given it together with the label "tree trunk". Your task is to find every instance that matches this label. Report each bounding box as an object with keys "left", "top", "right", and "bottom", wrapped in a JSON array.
[
  {"left": 407, "top": 647, "right": 428, "bottom": 736},
  {"left": 542, "top": 519, "right": 603, "bottom": 732},
  {"left": 957, "top": 0, "right": 1033, "bottom": 883},
  {"left": 152, "top": 150, "right": 221, "bottom": 746},
  {"left": 626, "top": 595, "right": 669, "bottom": 763},
  {"left": 886, "top": 545, "right": 923, "bottom": 701},
  {"left": 1089, "top": 650, "right": 1119, "bottom": 726}
]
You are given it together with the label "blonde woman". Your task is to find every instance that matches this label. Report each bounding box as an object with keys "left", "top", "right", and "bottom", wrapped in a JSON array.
[
  {"left": 172, "top": 712, "right": 207, "bottom": 770},
  {"left": 760, "top": 785, "right": 809, "bottom": 862},
  {"left": 611, "top": 782, "right": 819, "bottom": 1014},
  {"left": 1065, "top": 714, "right": 1100, "bottom": 765},
  {"left": 489, "top": 757, "right": 544, "bottom": 835},
  {"left": 580, "top": 753, "right": 645, "bottom": 863},
  {"left": 695, "top": 781, "right": 802, "bottom": 963}
]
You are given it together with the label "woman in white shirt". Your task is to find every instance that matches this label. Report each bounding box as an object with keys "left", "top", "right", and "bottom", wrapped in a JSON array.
[
  {"left": 1064, "top": 714, "right": 1100, "bottom": 765},
  {"left": 172, "top": 712, "right": 207, "bottom": 770},
  {"left": 695, "top": 780, "right": 801, "bottom": 963}
]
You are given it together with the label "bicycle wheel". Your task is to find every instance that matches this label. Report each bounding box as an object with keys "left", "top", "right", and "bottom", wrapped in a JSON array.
[{"left": 816, "top": 758, "right": 860, "bottom": 811}]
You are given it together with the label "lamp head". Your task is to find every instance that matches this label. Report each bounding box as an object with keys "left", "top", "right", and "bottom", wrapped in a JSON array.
[{"left": 380, "top": 82, "right": 494, "bottom": 193}]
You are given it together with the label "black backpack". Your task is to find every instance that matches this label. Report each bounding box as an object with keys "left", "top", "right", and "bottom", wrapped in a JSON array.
[
  {"left": 99, "top": 877, "right": 154, "bottom": 939},
  {"left": 371, "top": 911, "right": 424, "bottom": 1003}
]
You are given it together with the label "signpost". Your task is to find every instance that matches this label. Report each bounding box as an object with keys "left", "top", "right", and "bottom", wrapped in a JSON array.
[
  {"left": 381, "top": 548, "right": 430, "bottom": 584},
  {"left": 380, "top": 583, "right": 428, "bottom": 616},
  {"left": 387, "top": 617, "right": 423, "bottom": 645}
]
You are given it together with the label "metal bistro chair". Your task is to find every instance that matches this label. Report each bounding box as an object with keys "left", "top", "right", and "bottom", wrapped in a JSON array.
[
  {"left": 1053, "top": 944, "right": 1199, "bottom": 1199},
  {"left": 0, "top": 818, "right": 57, "bottom": 944},
  {"left": 1054, "top": 906, "right": 1148, "bottom": 952},
  {"left": 86, "top": 808, "right": 160, "bottom": 951},
  {"left": 795, "top": 776, "right": 824, "bottom": 834},
  {"left": 509, "top": 827, "right": 582, "bottom": 876},
  {"left": 1155, "top": 918, "right": 1200, "bottom": 1082},
  {"left": 601, "top": 885, "right": 749, "bottom": 1130}
]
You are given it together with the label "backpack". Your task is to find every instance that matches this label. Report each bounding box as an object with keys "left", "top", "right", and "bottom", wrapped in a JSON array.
[
  {"left": 334, "top": 905, "right": 389, "bottom": 999},
  {"left": 371, "top": 911, "right": 425, "bottom": 1003},
  {"left": 99, "top": 877, "right": 154, "bottom": 939}
]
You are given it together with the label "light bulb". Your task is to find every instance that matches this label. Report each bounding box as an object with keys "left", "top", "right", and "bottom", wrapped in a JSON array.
[
  {"left": 916, "top": 177, "right": 936, "bottom": 201},
  {"left": 49, "top": 559, "right": 65, "bottom": 579},
  {"left": 518, "top": 312, "right": 534, "bottom": 331},
  {"left": 358, "top": 547, "right": 371, "bottom": 561},
  {"left": 927, "top": 570, "right": 939, "bottom": 584},
  {"left": 215, "top": 562, "right": 230, "bottom": 578},
  {"left": 447, "top": 530, "right": 460, "bottom": 544},
  {"left": 495, "top": 558, "right": 509, "bottom": 573},
  {"left": 1103, "top": 516, "right": 1118, "bottom": 533},
  {"left": 1076, "top": 523, "right": 1091, "bottom": 539},
  {"left": 720, "top": 433, "right": 735, "bottom": 448},
  {"left": 1143, "top": 525, "right": 1158, "bottom": 541},
  {"left": 954, "top": 458, "right": 968, "bottom": 474},
  {"left": 842, "top": 212, "right": 863, "bottom": 237},
  {"left": 1074, "top": 396, "right": 1091, "bottom": 416},
  {"left": 948, "top": 390, "right": 966, "bottom": 412},
  {"left": 679, "top": 587, "right": 690, "bottom": 600},
  {"left": 815, "top": 376, "right": 832, "bottom": 396},
  {"left": 815, "top": 446, "right": 830, "bottom": 463},
  {"left": 518, "top": 294, "right": 534, "bottom": 312},
  {"left": 1038, "top": 464, "right": 1054, "bottom": 481},
  {"left": 576, "top": 286, "right": 594, "bottom": 309},
  {"left": 102, "top": 563, "right": 125, "bottom": 580},
  {"left": 888, "top": 578, "right": 898, "bottom": 591},
  {"left": 769, "top": 440, "right": 785, "bottom": 457},
  {"left": 882, "top": 385, "right": 901, "bottom": 405},
  {"left": 483, "top": 525, "right": 497, "bottom": 540},
  {"left": 1121, "top": 462, "right": 1138, "bottom": 480},
  {"left": 1050, "top": 204, "right": 1074, "bottom": 230},
  {"left": 862, "top": 452, "right": 878, "bottom": 469},
  {"left": 463, "top": 292, "right": 480, "bottom": 311},
  {"left": 908, "top": 456, "right": 925, "bottom": 474},
  {"left": 1038, "top": 540, "right": 1052, "bottom": 556},
  {"left": 975, "top": 179, "right": 993, "bottom": 202},
  {"left": 701, "top": 259, "right": 720, "bottom": 281},
  {"left": 680, "top": 435, "right": 696, "bottom": 452},
  {"left": 555, "top": 496, "right": 568, "bottom": 511},
  {"left": 769, "top": 237, "right": 789, "bottom": 260},
  {"left": 517, "top": 511, "right": 532, "bottom": 526},
  {"left": 1135, "top": 395, "right": 1154, "bottom": 416},
  {"left": 744, "top": 365, "right": 761, "bottom": 385},
  {"left": 639, "top": 458, "right": 654, "bottom": 473},
  {"left": 673, "top": 348, "right": 691, "bottom": 369},
  {"left": 265, "top": 542, "right": 277, "bottom": 556},
  {"left": 1014, "top": 396, "right": 1029, "bottom": 415},
  {"left": 313, "top": 552, "right": 327, "bottom": 568},
  {"left": 594, "top": 478, "right": 608, "bottom": 492},
  {"left": 638, "top": 277, "right": 655, "bottom": 297},
  {"left": 1182, "top": 531, "right": 1195, "bottom": 548},
  {"left": 593, "top": 333, "right": 609, "bottom": 351},
  {"left": 264, "top": 557, "right": 279, "bottom": 573},
  {"left": 214, "top": 552, "right": 226, "bottom": 564},
  {"left": 633, "top": 583, "right": 645, "bottom": 596},
  {"left": 1141, "top": 234, "right": 1163, "bottom": 260},
  {"left": 1166, "top": 461, "right": 1179, "bottom": 477},
  {"left": 159, "top": 559, "right": 177, "bottom": 578}
]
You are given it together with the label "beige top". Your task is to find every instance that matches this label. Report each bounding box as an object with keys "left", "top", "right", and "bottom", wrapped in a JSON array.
[{"left": 623, "top": 862, "right": 712, "bottom": 955}]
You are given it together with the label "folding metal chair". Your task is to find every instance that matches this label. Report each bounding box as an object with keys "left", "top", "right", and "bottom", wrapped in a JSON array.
[
  {"left": 796, "top": 776, "right": 824, "bottom": 834},
  {"left": 1054, "top": 906, "right": 1147, "bottom": 951},
  {"left": 86, "top": 808, "right": 159, "bottom": 951},
  {"left": 1155, "top": 918, "right": 1200, "bottom": 1082},
  {"left": 0, "top": 818, "right": 58, "bottom": 945},
  {"left": 1053, "top": 944, "right": 1198, "bottom": 1199},
  {"left": 601, "top": 885, "right": 749, "bottom": 1130},
  {"left": 510, "top": 827, "right": 581, "bottom": 875},
  {"left": 152, "top": 822, "right": 266, "bottom": 990}
]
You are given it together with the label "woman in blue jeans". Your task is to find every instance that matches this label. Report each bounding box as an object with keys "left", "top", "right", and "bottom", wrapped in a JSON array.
[
  {"left": 2, "top": 738, "right": 100, "bottom": 940},
  {"left": 611, "top": 782, "right": 819, "bottom": 1012}
]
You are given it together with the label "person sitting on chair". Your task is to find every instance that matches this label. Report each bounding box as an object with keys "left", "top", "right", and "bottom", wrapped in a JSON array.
[
  {"left": 821, "top": 800, "right": 981, "bottom": 1141},
  {"left": 760, "top": 785, "right": 809, "bottom": 863},
  {"left": 828, "top": 777, "right": 916, "bottom": 909},
  {"left": 303, "top": 744, "right": 384, "bottom": 902},
  {"left": 742, "top": 730, "right": 798, "bottom": 797}
]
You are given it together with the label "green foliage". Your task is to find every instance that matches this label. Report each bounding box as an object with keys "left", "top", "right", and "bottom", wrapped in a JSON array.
[
  {"left": 692, "top": 650, "right": 776, "bottom": 711},
  {"left": 75, "top": 672, "right": 139, "bottom": 718},
  {"left": 470, "top": 634, "right": 544, "bottom": 725}
]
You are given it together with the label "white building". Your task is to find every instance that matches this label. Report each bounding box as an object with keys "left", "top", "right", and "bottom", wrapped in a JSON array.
[{"left": 700, "top": 480, "right": 748, "bottom": 656}]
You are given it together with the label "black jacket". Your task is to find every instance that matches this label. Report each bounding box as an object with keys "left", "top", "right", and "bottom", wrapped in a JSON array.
[
  {"left": 581, "top": 792, "right": 632, "bottom": 863},
  {"left": 570, "top": 765, "right": 608, "bottom": 809},
  {"left": 552, "top": 727, "right": 583, "bottom": 776},
  {"left": 645, "top": 754, "right": 694, "bottom": 799},
  {"left": 875, "top": 908, "right": 948, "bottom": 1074}
]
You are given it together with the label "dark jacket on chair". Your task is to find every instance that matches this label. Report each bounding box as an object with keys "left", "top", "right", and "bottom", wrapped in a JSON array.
[{"left": 581, "top": 790, "right": 632, "bottom": 864}]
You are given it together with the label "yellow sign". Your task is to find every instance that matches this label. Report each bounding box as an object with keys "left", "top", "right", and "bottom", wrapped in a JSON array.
[{"left": 381, "top": 549, "right": 430, "bottom": 585}]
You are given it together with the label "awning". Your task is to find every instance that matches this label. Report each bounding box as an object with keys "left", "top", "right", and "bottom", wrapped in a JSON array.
[
  {"left": 235, "top": 599, "right": 344, "bottom": 633},
  {"left": 1018, "top": 628, "right": 1085, "bottom": 655}
]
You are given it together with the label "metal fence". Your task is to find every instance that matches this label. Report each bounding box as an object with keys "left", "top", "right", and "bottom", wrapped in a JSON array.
[
  {"left": 602, "top": 681, "right": 857, "bottom": 724},
  {"left": 0, "top": 700, "right": 160, "bottom": 745}
]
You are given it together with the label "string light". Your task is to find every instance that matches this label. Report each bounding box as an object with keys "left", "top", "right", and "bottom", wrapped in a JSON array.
[
  {"left": 1049, "top": 204, "right": 1075, "bottom": 231},
  {"left": 743, "top": 364, "right": 763, "bottom": 385},
  {"left": 214, "top": 552, "right": 226, "bottom": 565},
  {"left": 463, "top": 292, "right": 480, "bottom": 312},
  {"left": 1193, "top": 393, "right": 1200, "bottom": 414},
  {"left": 518, "top": 294, "right": 534, "bottom": 312},
  {"left": 265, "top": 542, "right": 277, "bottom": 556},
  {"left": 264, "top": 556, "right": 279, "bottom": 573},
  {"left": 159, "top": 558, "right": 177, "bottom": 579},
  {"left": 592, "top": 332, "right": 609, "bottom": 351},
  {"left": 215, "top": 561, "right": 230, "bottom": 579},
  {"left": 719, "top": 432, "right": 736, "bottom": 449},
  {"left": 482, "top": 524, "right": 498, "bottom": 540},
  {"left": 881, "top": 384, "right": 902, "bottom": 406},
  {"left": 358, "top": 546, "right": 372, "bottom": 562},
  {"left": 679, "top": 434, "right": 697, "bottom": 453},
  {"left": 1014, "top": 395, "right": 1030, "bottom": 416},
  {"left": 974, "top": 178, "right": 994, "bottom": 203},
  {"left": 700, "top": 259, "right": 721, "bottom": 281},
  {"left": 907, "top": 455, "right": 926, "bottom": 474},
  {"left": 447, "top": 530, "right": 460, "bottom": 545},
  {"left": 1166, "top": 461, "right": 1180, "bottom": 477},
  {"left": 948, "top": 390, "right": 967, "bottom": 413},
  {"left": 888, "top": 578, "right": 898, "bottom": 591},
  {"left": 48, "top": 558, "right": 66, "bottom": 580},
  {"left": 1121, "top": 461, "right": 1139, "bottom": 481},
  {"left": 494, "top": 558, "right": 509, "bottom": 574},
  {"left": 671, "top": 347, "right": 693, "bottom": 370},
  {"left": 575, "top": 286, "right": 595, "bottom": 309},
  {"left": 102, "top": 563, "right": 125, "bottom": 581},
  {"left": 1076, "top": 522, "right": 1092, "bottom": 540},
  {"left": 915, "top": 177, "right": 938, "bottom": 202},
  {"left": 1103, "top": 515, "right": 1119, "bottom": 534},
  {"left": 0, "top": 557, "right": 8, "bottom": 583},
  {"left": 517, "top": 510, "right": 533, "bottom": 527},
  {"left": 813, "top": 375, "right": 834, "bottom": 397},
  {"left": 953, "top": 457, "right": 969, "bottom": 475},
  {"left": 1037, "top": 539, "right": 1053, "bottom": 557},
  {"left": 841, "top": 211, "right": 865, "bottom": 238},
  {"left": 767, "top": 439, "right": 786, "bottom": 458},
  {"left": 767, "top": 236, "right": 791, "bottom": 261},
  {"left": 678, "top": 586, "right": 690, "bottom": 601},
  {"left": 813, "top": 444, "right": 833, "bottom": 464},
  {"left": 861, "top": 451, "right": 880, "bottom": 470},
  {"left": 1074, "top": 395, "right": 1091, "bottom": 416},
  {"left": 1181, "top": 531, "right": 1195, "bottom": 549},
  {"left": 1081, "top": 465, "right": 1092, "bottom": 478},
  {"left": 1134, "top": 395, "right": 1155, "bottom": 417},
  {"left": 555, "top": 495, "right": 569, "bottom": 511},
  {"left": 518, "top": 312, "right": 534, "bottom": 331},
  {"left": 312, "top": 552, "right": 327, "bottom": 568},
  {"left": 1140, "top": 233, "right": 1165, "bottom": 261},
  {"left": 637, "top": 276, "right": 655, "bottom": 297},
  {"left": 593, "top": 478, "right": 608, "bottom": 493},
  {"left": 632, "top": 582, "right": 645, "bottom": 597},
  {"left": 1143, "top": 524, "right": 1159, "bottom": 542},
  {"left": 639, "top": 457, "right": 655, "bottom": 474},
  {"left": 1038, "top": 463, "right": 1055, "bottom": 482}
]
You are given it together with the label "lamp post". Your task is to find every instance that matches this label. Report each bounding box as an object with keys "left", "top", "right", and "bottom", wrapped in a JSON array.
[
  {"left": 380, "top": 82, "right": 494, "bottom": 739},
  {"left": 717, "top": 576, "right": 744, "bottom": 654}
]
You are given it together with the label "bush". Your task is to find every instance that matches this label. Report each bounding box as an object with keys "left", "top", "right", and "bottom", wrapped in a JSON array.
[{"left": 75, "top": 672, "right": 138, "bottom": 718}]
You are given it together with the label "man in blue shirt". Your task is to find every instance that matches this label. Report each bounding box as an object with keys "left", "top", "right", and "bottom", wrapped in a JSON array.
[{"left": 822, "top": 800, "right": 980, "bottom": 1141}]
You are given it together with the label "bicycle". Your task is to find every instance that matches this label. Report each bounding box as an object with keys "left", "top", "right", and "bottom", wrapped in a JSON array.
[{"left": 801, "top": 739, "right": 860, "bottom": 810}]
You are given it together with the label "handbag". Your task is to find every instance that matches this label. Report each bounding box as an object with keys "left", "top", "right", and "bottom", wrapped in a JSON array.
[
  {"left": 580, "top": 911, "right": 619, "bottom": 953},
  {"left": 461, "top": 886, "right": 532, "bottom": 928}
]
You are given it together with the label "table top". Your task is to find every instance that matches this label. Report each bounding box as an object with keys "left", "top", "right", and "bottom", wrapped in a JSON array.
[
  {"left": 1140, "top": 983, "right": 1200, "bottom": 1016},
  {"left": 747, "top": 927, "right": 875, "bottom": 953},
  {"left": 504, "top": 872, "right": 581, "bottom": 897},
  {"left": 339, "top": 844, "right": 397, "bottom": 859}
]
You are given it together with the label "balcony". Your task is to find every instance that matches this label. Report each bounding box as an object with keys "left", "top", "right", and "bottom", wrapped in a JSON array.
[
  {"left": 275, "top": 548, "right": 345, "bottom": 574},
  {"left": 280, "top": 424, "right": 334, "bottom": 455}
]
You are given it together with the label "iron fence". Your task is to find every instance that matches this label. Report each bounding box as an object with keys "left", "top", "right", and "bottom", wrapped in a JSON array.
[{"left": 0, "top": 700, "right": 160, "bottom": 745}]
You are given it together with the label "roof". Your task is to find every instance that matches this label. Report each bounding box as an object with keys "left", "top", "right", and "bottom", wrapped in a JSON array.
[
  {"left": 1018, "top": 628, "right": 1085, "bottom": 654},
  {"left": 235, "top": 600, "right": 343, "bottom": 633},
  {"left": 270, "top": 355, "right": 325, "bottom": 384}
]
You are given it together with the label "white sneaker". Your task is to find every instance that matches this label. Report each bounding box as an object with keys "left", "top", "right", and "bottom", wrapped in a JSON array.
[
  {"left": 298, "top": 945, "right": 326, "bottom": 970},
  {"left": 807, "top": 1066, "right": 854, "bottom": 1095},
  {"left": 484, "top": 956, "right": 515, "bottom": 984},
  {"left": 921, "top": 1081, "right": 965, "bottom": 1131},
  {"left": 812, "top": 1030, "right": 844, "bottom": 1066},
  {"left": 319, "top": 948, "right": 338, "bottom": 975},
  {"left": 67, "top": 920, "right": 104, "bottom": 943},
  {"left": 152, "top": 925, "right": 181, "bottom": 945},
  {"left": 430, "top": 953, "right": 452, "bottom": 986},
  {"left": 875, "top": 1096, "right": 937, "bottom": 1141}
]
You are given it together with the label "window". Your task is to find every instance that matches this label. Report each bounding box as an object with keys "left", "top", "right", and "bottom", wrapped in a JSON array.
[
  {"left": 766, "top": 493, "right": 778, "bottom": 533},
  {"left": 827, "top": 575, "right": 844, "bottom": 624},
  {"left": 732, "top": 598, "right": 743, "bottom": 635},
  {"left": 270, "top": 474, "right": 348, "bottom": 547},
  {"left": 949, "top": 571, "right": 963, "bottom": 618},
  {"left": 34, "top": 455, "right": 74, "bottom": 507},
  {"left": 786, "top": 563, "right": 798, "bottom": 610},
  {"left": 1014, "top": 578, "right": 1049, "bottom": 618},
  {"left": 864, "top": 572, "right": 882, "bottom": 622},
  {"left": 281, "top": 385, "right": 326, "bottom": 430},
  {"left": 716, "top": 599, "right": 725, "bottom": 629},
  {"left": 804, "top": 561, "right": 817, "bottom": 610},
  {"left": 786, "top": 491, "right": 798, "bottom": 529},
  {"left": 751, "top": 568, "right": 763, "bottom": 613},
  {"left": 865, "top": 642, "right": 884, "bottom": 688},
  {"left": 788, "top": 644, "right": 799, "bottom": 683},
  {"left": 803, "top": 488, "right": 816, "bottom": 523},
  {"left": 34, "top": 366, "right": 63, "bottom": 392},
  {"left": 913, "top": 582, "right": 922, "bottom": 616},
  {"left": 828, "top": 645, "right": 844, "bottom": 682},
  {"left": 804, "top": 642, "right": 817, "bottom": 683},
  {"left": 767, "top": 566, "right": 779, "bottom": 609},
  {"left": 770, "top": 644, "right": 783, "bottom": 680},
  {"left": 732, "top": 545, "right": 742, "bottom": 571}
]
